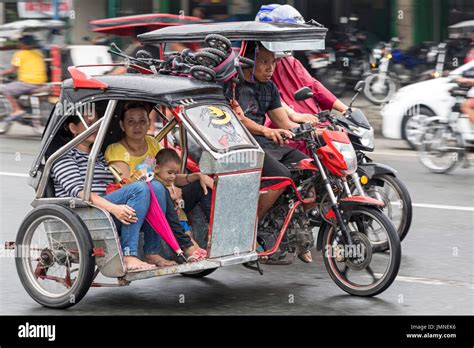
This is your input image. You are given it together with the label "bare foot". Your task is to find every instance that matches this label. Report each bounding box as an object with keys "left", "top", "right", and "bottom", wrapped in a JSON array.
[
  {"left": 298, "top": 250, "right": 313, "bottom": 263},
  {"left": 183, "top": 245, "right": 206, "bottom": 262},
  {"left": 124, "top": 256, "right": 155, "bottom": 271},
  {"left": 144, "top": 254, "right": 177, "bottom": 267}
]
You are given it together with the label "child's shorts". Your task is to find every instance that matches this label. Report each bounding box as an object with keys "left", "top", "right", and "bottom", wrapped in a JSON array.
[{"left": 180, "top": 220, "right": 191, "bottom": 233}]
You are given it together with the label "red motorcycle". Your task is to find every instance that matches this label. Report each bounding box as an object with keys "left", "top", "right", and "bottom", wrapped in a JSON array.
[{"left": 166, "top": 91, "right": 401, "bottom": 297}]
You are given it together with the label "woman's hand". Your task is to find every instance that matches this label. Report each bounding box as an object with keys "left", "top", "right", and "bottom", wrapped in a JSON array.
[
  {"left": 197, "top": 173, "right": 214, "bottom": 195},
  {"left": 110, "top": 204, "right": 137, "bottom": 225}
]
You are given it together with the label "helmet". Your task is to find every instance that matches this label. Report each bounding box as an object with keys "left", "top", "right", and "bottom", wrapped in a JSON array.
[{"left": 255, "top": 4, "right": 305, "bottom": 24}]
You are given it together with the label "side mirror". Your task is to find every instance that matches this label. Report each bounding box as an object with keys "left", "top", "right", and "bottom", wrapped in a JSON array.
[
  {"left": 294, "top": 87, "right": 313, "bottom": 101},
  {"left": 354, "top": 81, "right": 365, "bottom": 92}
]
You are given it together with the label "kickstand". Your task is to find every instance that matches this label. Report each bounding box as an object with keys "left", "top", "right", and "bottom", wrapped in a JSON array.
[{"left": 243, "top": 260, "right": 264, "bottom": 275}]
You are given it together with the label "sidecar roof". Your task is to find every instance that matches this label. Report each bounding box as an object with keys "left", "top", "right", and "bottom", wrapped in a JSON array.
[
  {"left": 138, "top": 20, "right": 327, "bottom": 45},
  {"left": 61, "top": 73, "right": 224, "bottom": 106}
]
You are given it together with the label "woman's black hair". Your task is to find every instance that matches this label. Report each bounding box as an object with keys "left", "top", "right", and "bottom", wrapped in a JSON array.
[
  {"left": 61, "top": 101, "right": 107, "bottom": 135},
  {"left": 120, "top": 101, "right": 152, "bottom": 121}
]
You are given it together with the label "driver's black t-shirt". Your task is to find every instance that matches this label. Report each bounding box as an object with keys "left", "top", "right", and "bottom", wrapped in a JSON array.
[{"left": 223, "top": 79, "right": 282, "bottom": 145}]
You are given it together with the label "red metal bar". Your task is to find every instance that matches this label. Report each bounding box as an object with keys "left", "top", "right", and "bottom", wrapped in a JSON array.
[
  {"left": 260, "top": 176, "right": 315, "bottom": 204},
  {"left": 257, "top": 201, "right": 301, "bottom": 257}
]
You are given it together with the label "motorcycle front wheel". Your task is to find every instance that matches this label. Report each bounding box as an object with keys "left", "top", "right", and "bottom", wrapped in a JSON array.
[
  {"left": 363, "top": 73, "right": 398, "bottom": 105},
  {"left": 321, "top": 206, "right": 401, "bottom": 297},
  {"left": 364, "top": 174, "right": 412, "bottom": 242}
]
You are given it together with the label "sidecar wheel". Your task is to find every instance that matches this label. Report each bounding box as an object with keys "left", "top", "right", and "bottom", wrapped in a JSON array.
[
  {"left": 181, "top": 268, "right": 217, "bottom": 278},
  {"left": 205, "top": 34, "right": 232, "bottom": 53},
  {"left": 190, "top": 66, "right": 216, "bottom": 82},
  {"left": 15, "top": 204, "right": 95, "bottom": 309}
]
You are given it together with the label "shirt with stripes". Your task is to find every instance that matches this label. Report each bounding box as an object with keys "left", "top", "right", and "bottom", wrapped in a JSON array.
[{"left": 52, "top": 147, "right": 114, "bottom": 198}]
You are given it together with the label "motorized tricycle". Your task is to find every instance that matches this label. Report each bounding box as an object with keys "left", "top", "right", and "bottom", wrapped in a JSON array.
[{"left": 7, "top": 21, "right": 400, "bottom": 309}]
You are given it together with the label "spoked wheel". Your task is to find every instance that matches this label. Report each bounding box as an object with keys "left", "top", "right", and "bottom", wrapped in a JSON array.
[
  {"left": 402, "top": 107, "right": 435, "bottom": 150},
  {"left": 419, "top": 122, "right": 463, "bottom": 174},
  {"left": 322, "top": 206, "right": 401, "bottom": 297},
  {"left": 363, "top": 73, "right": 398, "bottom": 105},
  {"left": 364, "top": 174, "right": 412, "bottom": 242},
  {"left": 190, "top": 65, "right": 216, "bottom": 82},
  {"left": 205, "top": 34, "right": 232, "bottom": 53},
  {"left": 0, "top": 96, "right": 13, "bottom": 134},
  {"left": 15, "top": 205, "right": 95, "bottom": 309},
  {"left": 181, "top": 268, "right": 217, "bottom": 278}
]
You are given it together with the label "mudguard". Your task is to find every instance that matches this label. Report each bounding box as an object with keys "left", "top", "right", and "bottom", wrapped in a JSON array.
[
  {"left": 357, "top": 162, "right": 397, "bottom": 179},
  {"left": 315, "top": 196, "right": 385, "bottom": 251}
]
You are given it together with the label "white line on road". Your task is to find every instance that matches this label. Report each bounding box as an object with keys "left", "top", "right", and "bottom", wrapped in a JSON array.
[
  {"left": 0, "top": 172, "right": 29, "bottom": 178},
  {"left": 371, "top": 151, "right": 418, "bottom": 157},
  {"left": 412, "top": 203, "right": 474, "bottom": 212},
  {"left": 391, "top": 275, "right": 473, "bottom": 290}
]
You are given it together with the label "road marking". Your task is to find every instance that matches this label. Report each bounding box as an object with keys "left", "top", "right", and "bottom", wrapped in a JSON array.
[
  {"left": 371, "top": 151, "right": 418, "bottom": 157},
  {"left": 0, "top": 172, "right": 29, "bottom": 178},
  {"left": 383, "top": 274, "right": 474, "bottom": 290},
  {"left": 412, "top": 203, "right": 474, "bottom": 212}
]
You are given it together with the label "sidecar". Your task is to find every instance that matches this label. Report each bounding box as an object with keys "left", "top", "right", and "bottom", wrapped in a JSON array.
[{"left": 9, "top": 20, "right": 327, "bottom": 309}]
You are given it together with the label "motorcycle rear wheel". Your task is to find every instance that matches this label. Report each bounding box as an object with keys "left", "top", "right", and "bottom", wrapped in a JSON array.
[{"left": 321, "top": 206, "right": 401, "bottom": 297}]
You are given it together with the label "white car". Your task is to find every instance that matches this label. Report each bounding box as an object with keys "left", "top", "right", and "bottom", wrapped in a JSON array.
[{"left": 381, "top": 60, "right": 474, "bottom": 149}]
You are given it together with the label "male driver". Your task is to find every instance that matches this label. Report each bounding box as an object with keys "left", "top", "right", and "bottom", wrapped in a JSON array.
[{"left": 224, "top": 42, "right": 313, "bottom": 262}]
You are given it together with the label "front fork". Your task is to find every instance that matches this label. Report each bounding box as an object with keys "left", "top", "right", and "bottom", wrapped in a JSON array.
[{"left": 311, "top": 149, "right": 353, "bottom": 245}]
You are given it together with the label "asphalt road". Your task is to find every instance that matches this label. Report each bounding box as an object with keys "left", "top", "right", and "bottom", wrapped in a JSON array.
[{"left": 0, "top": 134, "right": 472, "bottom": 315}]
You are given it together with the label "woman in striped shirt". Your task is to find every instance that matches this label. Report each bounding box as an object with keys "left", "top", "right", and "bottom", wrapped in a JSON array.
[{"left": 51, "top": 109, "right": 167, "bottom": 271}]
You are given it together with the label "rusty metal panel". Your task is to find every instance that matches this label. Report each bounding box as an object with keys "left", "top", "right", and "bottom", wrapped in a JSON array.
[
  {"left": 44, "top": 206, "right": 125, "bottom": 278},
  {"left": 122, "top": 251, "right": 257, "bottom": 282},
  {"left": 75, "top": 206, "right": 125, "bottom": 278},
  {"left": 123, "top": 259, "right": 221, "bottom": 282},
  {"left": 208, "top": 171, "right": 260, "bottom": 258}
]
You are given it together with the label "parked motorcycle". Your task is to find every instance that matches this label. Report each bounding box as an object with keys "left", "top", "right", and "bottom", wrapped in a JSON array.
[
  {"left": 363, "top": 38, "right": 400, "bottom": 105},
  {"left": 419, "top": 84, "right": 474, "bottom": 173}
]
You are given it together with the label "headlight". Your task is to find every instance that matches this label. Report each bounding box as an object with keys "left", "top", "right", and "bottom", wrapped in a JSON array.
[
  {"left": 332, "top": 141, "right": 358, "bottom": 175},
  {"left": 350, "top": 126, "right": 374, "bottom": 150}
]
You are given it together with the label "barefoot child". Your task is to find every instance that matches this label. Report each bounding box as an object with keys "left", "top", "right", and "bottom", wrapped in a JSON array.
[{"left": 154, "top": 148, "right": 200, "bottom": 249}]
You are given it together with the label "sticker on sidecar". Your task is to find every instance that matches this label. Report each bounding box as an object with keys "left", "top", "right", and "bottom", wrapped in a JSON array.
[{"left": 185, "top": 105, "right": 255, "bottom": 151}]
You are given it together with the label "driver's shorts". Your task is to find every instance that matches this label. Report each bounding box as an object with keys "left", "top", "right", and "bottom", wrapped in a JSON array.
[
  {"left": 260, "top": 142, "right": 308, "bottom": 185},
  {"left": 2, "top": 81, "right": 39, "bottom": 97}
]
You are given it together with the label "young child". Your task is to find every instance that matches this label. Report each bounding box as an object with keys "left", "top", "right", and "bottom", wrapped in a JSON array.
[{"left": 154, "top": 148, "right": 200, "bottom": 249}]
